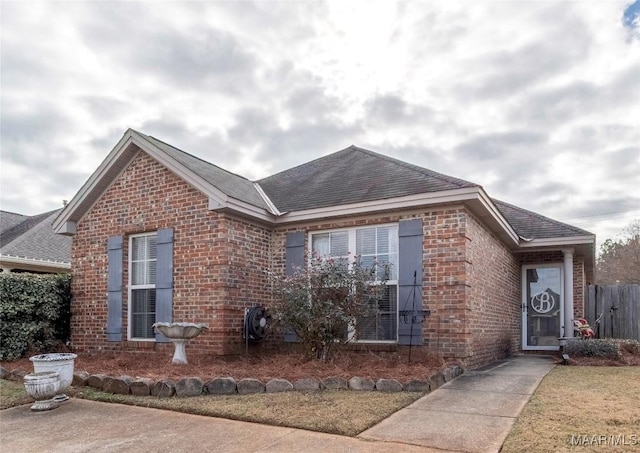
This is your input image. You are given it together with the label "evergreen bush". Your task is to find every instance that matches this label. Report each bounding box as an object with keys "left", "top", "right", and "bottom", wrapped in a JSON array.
[{"left": 0, "top": 272, "right": 71, "bottom": 361}]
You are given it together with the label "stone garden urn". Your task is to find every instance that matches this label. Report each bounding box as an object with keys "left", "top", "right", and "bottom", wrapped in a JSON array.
[
  {"left": 29, "top": 353, "right": 77, "bottom": 401},
  {"left": 152, "top": 322, "right": 208, "bottom": 364},
  {"left": 23, "top": 371, "right": 61, "bottom": 411}
]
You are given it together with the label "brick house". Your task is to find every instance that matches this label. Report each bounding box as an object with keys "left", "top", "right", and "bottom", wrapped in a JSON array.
[{"left": 53, "top": 129, "right": 595, "bottom": 367}]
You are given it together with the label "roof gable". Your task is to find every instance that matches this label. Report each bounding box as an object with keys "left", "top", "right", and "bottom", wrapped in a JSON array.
[
  {"left": 143, "top": 134, "right": 268, "bottom": 209},
  {"left": 54, "top": 129, "right": 275, "bottom": 234},
  {"left": 258, "top": 145, "right": 479, "bottom": 212}
]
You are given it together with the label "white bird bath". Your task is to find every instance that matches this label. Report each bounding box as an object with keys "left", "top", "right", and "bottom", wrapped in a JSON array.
[{"left": 152, "top": 322, "right": 208, "bottom": 364}]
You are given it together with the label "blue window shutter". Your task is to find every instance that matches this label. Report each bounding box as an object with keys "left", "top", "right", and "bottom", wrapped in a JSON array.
[
  {"left": 285, "top": 231, "right": 305, "bottom": 276},
  {"left": 155, "top": 228, "right": 174, "bottom": 343},
  {"left": 107, "top": 236, "right": 123, "bottom": 342},
  {"left": 284, "top": 231, "right": 304, "bottom": 342},
  {"left": 398, "top": 218, "right": 424, "bottom": 345}
]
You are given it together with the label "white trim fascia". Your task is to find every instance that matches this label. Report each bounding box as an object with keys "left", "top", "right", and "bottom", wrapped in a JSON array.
[
  {"left": 274, "top": 187, "right": 482, "bottom": 224},
  {"left": 58, "top": 221, "right": 77, "bottom": 235},
  {"left": 517, "top": 235, "right": 596, "bottom": 249},
  {"left": 53, "top": 130, "right": 138, "bottom": 233},
  {"left": 214, "top": 197, "right": 277, "bottom": 223},
  {"left": 0, "top": 255, "right": 71, "bottom": 269},
  {"left": 476, "top": 188, "right": 520, "bottom": 245},
  {"left": 253, "top": 183, "right": 283, "bottom": 216}
]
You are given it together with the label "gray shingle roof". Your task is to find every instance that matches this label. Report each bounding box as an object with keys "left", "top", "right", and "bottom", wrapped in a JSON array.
[
  {"left": 1, "top": 211, "right": 28, "bottom": 237},
  {"left": 258, "top": 145, "right": 479, "bottom": 212},
  {"left": 142, "top": 133, "right": 269, "bottom": 210},
  {"left": 493, "top": 199, "right": 592, "bottom": 239},
  {"left": 1, "top": 209, "right": 72, "bottom": 264}
]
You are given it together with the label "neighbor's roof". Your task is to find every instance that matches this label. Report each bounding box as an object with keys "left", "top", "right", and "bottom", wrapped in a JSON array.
[
  {"left": 1, "top": 209, "right": 72, "bottom": 264},
  {"left": 258, "top": 145, "right": 479, "bottom": 212},
  {"left": 0, "top": 211, "right": 29, "bottom": 238},
  {"left": 493, "top": 199, "right": 592, "bottom": 240}
]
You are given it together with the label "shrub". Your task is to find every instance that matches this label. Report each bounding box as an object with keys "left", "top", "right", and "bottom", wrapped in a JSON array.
[
  {"left": 270, "top": 255, "right": 389, "bottom": 362},
  {"left": 564, "top": 338, "right": 621, "bottom": 359},
  {"left": 617, "top": 339, "right": 640, "bottom": 355},
  {"left": 0, "top": 273, "right": 71, "bottom": 361}
]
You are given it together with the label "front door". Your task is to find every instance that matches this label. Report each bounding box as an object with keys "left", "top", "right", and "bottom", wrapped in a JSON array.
[{"left": 522, "top": 264, "right": 563, "bottom": 350}]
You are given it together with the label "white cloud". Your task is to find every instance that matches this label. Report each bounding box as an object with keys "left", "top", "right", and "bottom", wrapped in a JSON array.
[{"left": 1, "top": 0, "right": 638, "bottom": 246}]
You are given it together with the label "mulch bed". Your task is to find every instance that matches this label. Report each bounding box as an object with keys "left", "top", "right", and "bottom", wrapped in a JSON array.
[
  {"left": 3, "top": 348, "right": 636, "bottom": 384},
  {"left": 2, "top": 349, "right": 452, "bottom": 382}
]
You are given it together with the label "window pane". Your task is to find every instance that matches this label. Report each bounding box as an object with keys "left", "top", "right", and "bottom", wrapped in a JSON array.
[
  {"left": 148, "top": 236, "right": 157, "bottom": 258},
  {"left": 356, "top": 285, "right": 397, "bottom": 341},
  {"left": 331, "top": 231, "right": 349, "bottom": 256},
  {"left": 356, "top": 228, "right": 375, "bottom": 255},
  {"left": 359, "top": 255, "right": 376, "bottom": 271},
  {"left": 312, "top": 231, "right": 349, "bottom": 258},
  {"left": 312, "top": 233, "right": 330, "bottom": 256},
  {"left": 131, "top": 289, "right": 156, "bottom": 339},
  {"left": 131, "top": 262, "right": 145, "bottom": 285},
  {"left": 376, "top": 227, "right": 391, "bottom": 254},
  {"left": 147, "top": 260, "right": 157, "bottom": 284},
  {"left": 132, "top": 237, "right": 144, "bottom": 261}
]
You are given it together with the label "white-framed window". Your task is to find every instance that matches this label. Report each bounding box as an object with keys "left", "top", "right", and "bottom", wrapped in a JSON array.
[
  {"left": 310, "top": 224, "right": 399, "bottom": 342},
  {"left": 128, "top": 232, "right": 157, "bottom": 340}
]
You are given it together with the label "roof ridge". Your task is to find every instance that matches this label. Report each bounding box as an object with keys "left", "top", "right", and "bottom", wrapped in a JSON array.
[
  {"left": 138, "top": 131, "right": 254, "bottom": 183},
  {"left": 1, "top": 210, "right": 29, "bottom": 217},
  {"left": 260, "top": 145, "right": 478, "bottom": 189},
  {"left": 347, "top": 145, "right": 479, "bottom": 189}
]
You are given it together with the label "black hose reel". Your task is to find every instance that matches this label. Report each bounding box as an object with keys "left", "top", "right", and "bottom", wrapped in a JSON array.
[{"left": 244, "top": 306, "right": 271, "bottom": 344}]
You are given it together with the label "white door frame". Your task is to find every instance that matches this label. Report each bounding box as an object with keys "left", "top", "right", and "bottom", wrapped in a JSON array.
[{"left": 522, "top": 263, "right": 563, "bottom": 351}]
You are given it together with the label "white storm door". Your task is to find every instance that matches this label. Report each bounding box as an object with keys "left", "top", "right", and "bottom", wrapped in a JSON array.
[{"left": 522, "top": 264, "right": 563, "bottom": 351}]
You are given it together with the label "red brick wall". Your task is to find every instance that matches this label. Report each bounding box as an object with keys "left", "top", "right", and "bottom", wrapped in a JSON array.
[
  {"left": 70, "top": 149, "right": 589, "bottom": 367},
  {"left": 421, "top": 208, "right": 470, "bottom": 361},
  {"left": 465, "top": 213, "right": 521, "bottom": 367},
  {"left": 70, "top": 151, "right": 271, "bottom": 356}
]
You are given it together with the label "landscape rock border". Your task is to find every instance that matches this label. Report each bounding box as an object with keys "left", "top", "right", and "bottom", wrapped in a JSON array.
[{"left": 2, "top": 364, "right": 464, "bottom": 397}]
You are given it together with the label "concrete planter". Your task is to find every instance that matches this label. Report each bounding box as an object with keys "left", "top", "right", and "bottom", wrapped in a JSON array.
[
  {"left": 23, "top": 371, "right": 61, "bottom": 411},
  {"left": 30, "top": 353, "right": 77, "bottom": 393}
]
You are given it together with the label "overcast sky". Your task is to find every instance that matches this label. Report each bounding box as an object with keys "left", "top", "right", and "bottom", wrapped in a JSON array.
[{"left": 1, "top": 0, "right": 639, "bottom": 247}]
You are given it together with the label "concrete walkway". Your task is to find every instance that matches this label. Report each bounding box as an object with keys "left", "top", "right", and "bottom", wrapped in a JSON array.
[
  {"left": 0, "top": 355, "right": 554, "bottom": 453},
  {"left": 359, "top": 355, "right": 556, "bottom": 453}
]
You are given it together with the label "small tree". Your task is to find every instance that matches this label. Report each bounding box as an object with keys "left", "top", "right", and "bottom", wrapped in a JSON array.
[
  {"left": 270, "top": 255, "right": 389, "bottom": 362},
  {"left": 597, "top": 220, "right": 640, "bottom": 284}
]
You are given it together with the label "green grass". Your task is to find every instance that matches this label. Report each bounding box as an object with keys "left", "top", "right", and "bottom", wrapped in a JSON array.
[
  {"left": 73, "top": 387, "right": 422, "bottom": 436},
  {"left": 0, "top": 379, "right": 32, "bottom": 409},
  {"left": 502, "top": 367, "right": 640, "bottom": 453}
]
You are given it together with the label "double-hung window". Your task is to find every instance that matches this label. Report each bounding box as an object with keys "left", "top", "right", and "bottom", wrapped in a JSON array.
[
  {"left": 129, "top": 233, "right": 157, "bottom": 340},
  {"left": 310, "top": 224, "right": 399, "bottom": 342}
]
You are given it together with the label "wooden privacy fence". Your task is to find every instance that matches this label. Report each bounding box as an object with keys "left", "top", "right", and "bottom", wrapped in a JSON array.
[{"left": 585, "top": 285, "right": 640, "bottom": 341}]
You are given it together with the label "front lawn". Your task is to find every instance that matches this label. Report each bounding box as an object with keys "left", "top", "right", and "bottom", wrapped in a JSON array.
[
  {"left": 0, "top": 378, "right": 421, "bottom": 437},
  {"left": 502, "top": 366, "right": 640, "bottom": 453}
]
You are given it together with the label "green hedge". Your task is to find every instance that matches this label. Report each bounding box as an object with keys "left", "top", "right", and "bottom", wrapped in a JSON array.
[{"left": 0, "top": 273, "right": 71, "bottom": 361}]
